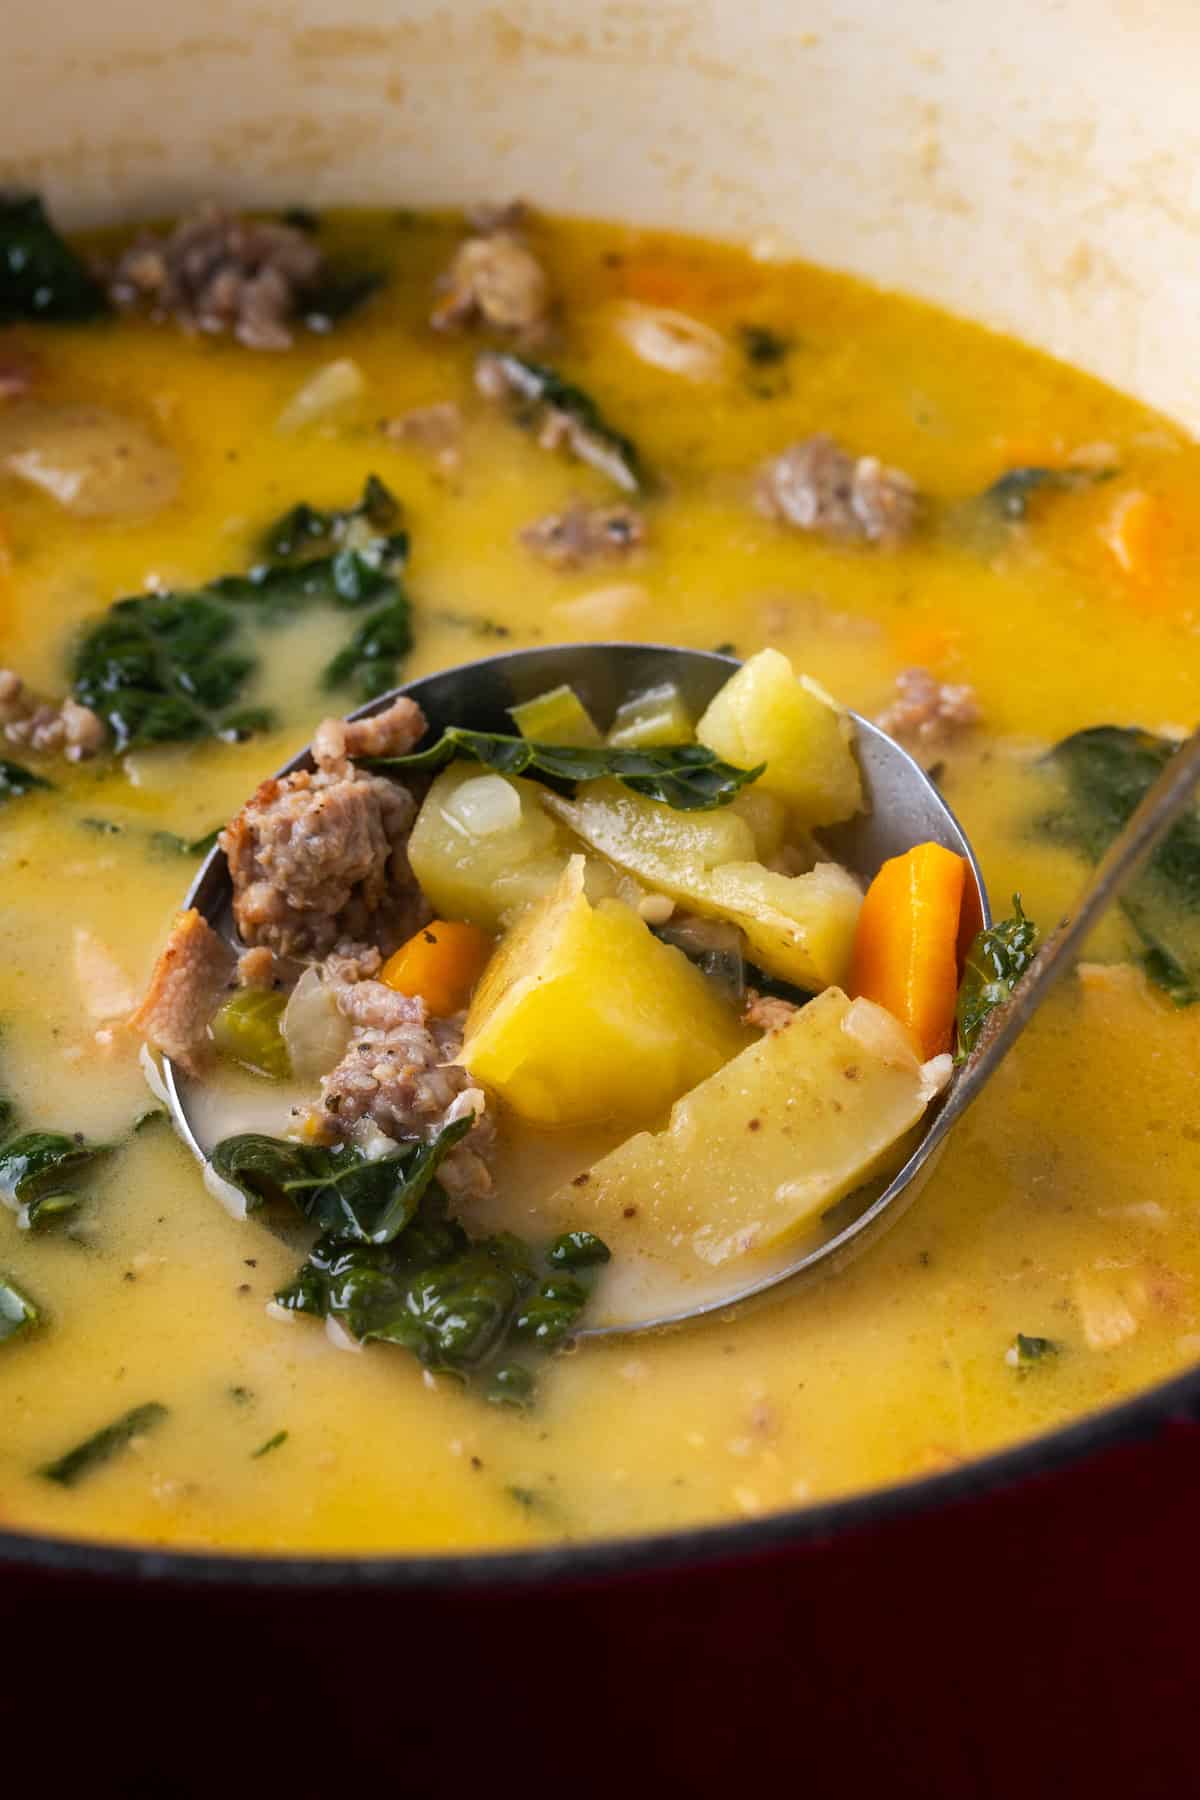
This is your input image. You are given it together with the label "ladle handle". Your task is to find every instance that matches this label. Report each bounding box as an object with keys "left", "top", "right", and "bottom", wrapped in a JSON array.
[{"left": 943, "top": 723, "right": 1200, "bottom": 1124}]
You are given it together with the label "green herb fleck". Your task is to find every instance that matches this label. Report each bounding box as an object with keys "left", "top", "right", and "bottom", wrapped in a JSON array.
[
  {"left": 40, "top": 1401, "right": 168, "bottom": 1486},
  {"left": 251, "top": 1429, "right": 288, "bottom": 1458},
  {"left": 1009, "top": 1333, "right": 1059, "bottom": 1367}
]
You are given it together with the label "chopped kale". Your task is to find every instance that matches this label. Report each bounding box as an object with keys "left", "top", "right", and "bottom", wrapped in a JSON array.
[
  {"left": 979, "top": 464, "right": 1115, "bottom": 522},
  {"left": 1009, "top": 1333, "right": 1059, "bottom": 1367},
  {"left": 0, "top": 757, "right": 53, "bottom": 803},
  {"left": 39, "top": 1401, "right": 168, "bottom": 1486},
  {"left": 210, "top": 1118, "right": 472, "bottom": 1246},
  {"left": 72, "top": 478, "right": 412, "bottom": 749},
  {"left": 273, "top": 1188, "right": 601, "bottom": 1403},
  {"left": 0, "top": 1270, "right": 40, "bottom": 1345},
  {"left": 302, "top": 269, "right": 385, "bottom": 334},
  {"left": 480, "top": 352, "right": 645, "bottom": 493},
  {"left": 955, "top": 897, "right": 1039, "bottom": 1060},
  {"left": 366, "top": 726, "right": 764, "bottom": 812},
  {"left": 0, "top": 1129, "right": 114, "bottom": 1229},
  {"left": 263, "top": 472, "right": 402, "bottom": 560},
  {"left": 228, "top": 1124, "right": 611, "bottom": 1406},
  {"left": 0, "top": 191, "right": 109, "bottom": 324},
  {"left": 547, "top": 1230, "right": 611, "bottom": 1270},
  {"left": 1041, "top": 725, "right": 1200, "bottom": 1003}
]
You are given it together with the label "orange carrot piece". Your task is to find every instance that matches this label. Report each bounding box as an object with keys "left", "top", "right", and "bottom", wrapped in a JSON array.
[
  {"left": 848, "top": 843, "right": 967, "bottom": 1060},
  {"left": 380, "top": 920, "right": 494, "bottom": 1017}
]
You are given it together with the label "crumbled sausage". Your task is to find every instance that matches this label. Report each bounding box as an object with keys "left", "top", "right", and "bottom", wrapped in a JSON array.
[
  {"left": 308, "top": 960, "right": 494, "bottom": 1200},
  {"left": 381, "top": 401, "right": 463, "bottom": 477},
  {"left": 756, "top": 434, "right": 920, "bottom": 547},
  {"left": 220, "top": 702, "right": 429, "bottom": 960},
  {"left": 431, "top": 204, "right": 551, "bottom": 339},
  {"left": 742, "top": 990, "right": 799, "bottom": 1033},
  {"left": 0, "top": 669, "right": 105, "bottom": 761},
  {"left": 876, "top": 667, "right": 981, "bottom": 747},
  {"left": 129, "top": 908, "right": 236, "bottom": 1073},
  {"left": 108, "top": 206, "right": 326, "bottom": 351},
  {"left": 520, "top": 499, "right": 645, "bottom": 569}
]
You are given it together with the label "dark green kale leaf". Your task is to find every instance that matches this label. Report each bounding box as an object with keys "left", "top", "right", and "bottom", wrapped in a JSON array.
[
  {"left": 0, "top": 191, "right": 109, "bottom": 324},
  {"left": 547, "top": 1230, "right": 612, "bottom": 1270},
  {"left": 0, "top": 1130, "right": 113, "bottom": 1227},
  {"left": 478, "top": 352, "right": 645, "bottom": 493},
  {"left": 0, "top": 1270, "right": 40, "bottom": 1345},
  {"left": 271, "top": 1182, "right": 606, "bottom": 1403},
  {"left": 71, "top": 478, "right": 412, "bottom": 749},
  {"left": 263, "top": 472, "right": 402, "bottom": 561},
  {"left": 0, "top": 756, "right": 53, "bottom": 803},
  {"left": 955, "top": 896, "right": 1039, "bottom": 1061},
  {"left": 39, "top": 1401, "right": 168, "bottom": 1486},
  {"left": 365, "top": 726, "right": 764, "bottom": 812},
  {"left": 210, "top": 1118, "right": 471, "bottom": 1246},
  {"left": 1041, "top": 725, "right": 1200, "bottom": 1003},
  {"left": 302, "top": 269, "right": 386, "bottom": 334}
]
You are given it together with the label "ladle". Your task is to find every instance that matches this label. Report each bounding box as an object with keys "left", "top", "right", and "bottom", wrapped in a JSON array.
[{"left": 159, "top": 644, "right": 1200, "bottom": 1335}]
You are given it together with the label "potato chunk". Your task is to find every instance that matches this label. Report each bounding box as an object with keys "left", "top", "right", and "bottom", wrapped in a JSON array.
[
  {"left": 696, "top": 647, "right": 863, "bottom": 826},
  {"left": 543, "top": 987, "right": 951, "bottom": 1282},
  {"left": 461, "top": 857, "right": 748, "bottom": 1126},
  {"left": 544, "top": 780, "right": 862, "bottom": 989},
  {"left": 407, "top": 762, "right": 573, "bottom": 931}
]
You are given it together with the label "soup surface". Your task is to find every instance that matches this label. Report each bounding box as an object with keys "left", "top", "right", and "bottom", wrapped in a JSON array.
[{"left": 2, "top": 203, "right": 1199, "bottom": 1553}]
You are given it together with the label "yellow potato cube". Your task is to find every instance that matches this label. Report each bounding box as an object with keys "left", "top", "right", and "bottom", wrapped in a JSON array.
[
  {"left": 696, "top": 647, "right": 863, "bottom": 826},
  {"left": 541, "top": 988, "right": 951, "bottom": 1301},
  {"left": 461, "top": 857, "right": 748, "bottom": 1126},
  {"left": 407, "top": 762, "right": 572, "bottom": 932}
]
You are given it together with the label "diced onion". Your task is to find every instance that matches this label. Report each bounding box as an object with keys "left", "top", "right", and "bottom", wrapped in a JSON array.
[
  {"left": 612, "top": 303, "right": 729, "bottom": 381},
  {"left": 281, "top": 967, "right": 353, "bottom": 1079},
  {"left": 276, "top": 357, "right": 366, "bottom": 433},
  {"left": 445, "top": 773, "right": 523, "bottom": 837}
]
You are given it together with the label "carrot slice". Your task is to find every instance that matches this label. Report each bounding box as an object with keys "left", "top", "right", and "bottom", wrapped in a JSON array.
[
  {"left": 848, "top": 843, "right": 967, "bottom": 1060},
  {"left": 380, "top": 919, "right": 494, "bottom": 1017}
]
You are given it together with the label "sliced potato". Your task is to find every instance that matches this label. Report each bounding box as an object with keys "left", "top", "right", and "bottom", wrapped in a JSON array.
[
  {"left": 542, "top": 987, "right": 951, "bottom": 1271},
  {"left": 544, "top": 779, "right": 861, "bottom": 989},
  {"left": 0, "top": 402, "right": 180, "bottom": 519},
  {"left": 696, "top": 647, "right": 863, "bottom": 826},
  {"left": 461, "top": 856, "right": 748, "bottom": 1126},
  {"left": 407, "top": 762, "right": 574, "bottom": 931}
]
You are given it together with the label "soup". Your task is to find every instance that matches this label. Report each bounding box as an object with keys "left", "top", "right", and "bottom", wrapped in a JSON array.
[{"left": 1, "top": 198, "right": 1199, "bottom": 1552}]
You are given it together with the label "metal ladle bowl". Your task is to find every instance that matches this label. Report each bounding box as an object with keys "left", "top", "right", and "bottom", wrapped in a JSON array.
[{"left": 163, "top": 642, "right": 1200, "bottom": 1332}]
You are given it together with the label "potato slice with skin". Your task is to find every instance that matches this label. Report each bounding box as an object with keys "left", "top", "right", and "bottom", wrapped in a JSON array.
[
  {"left": 543, "top": 780, "right": 862, "bottom": 989},
  {"left": 407, "top": 762, "right": 574, "bottom": 932},
  {"left": 542, "top": 987, "right": 952, "bottom": 1286},
  {"left": 696, "top": 647, "right": 863, "bottom": 826},
  {"left": 462, "top": 856, "right": 749, "bottom": 1126}
]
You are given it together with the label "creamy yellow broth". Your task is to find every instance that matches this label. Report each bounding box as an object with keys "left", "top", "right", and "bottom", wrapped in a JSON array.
[{"left": 1, "top": 209, "right": 1199, "bottom": 1551}]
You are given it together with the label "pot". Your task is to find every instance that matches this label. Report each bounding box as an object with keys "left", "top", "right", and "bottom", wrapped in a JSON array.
[{"left": 3, "top": 4, "right": 1198, "bottom": 1793}]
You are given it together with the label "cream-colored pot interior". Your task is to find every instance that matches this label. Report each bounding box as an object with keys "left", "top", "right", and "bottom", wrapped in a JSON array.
[{"left": 3, "top": 0, "right": 1198, "bottom": 427}]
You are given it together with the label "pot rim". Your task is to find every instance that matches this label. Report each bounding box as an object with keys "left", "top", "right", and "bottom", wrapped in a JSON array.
[{"left": 5, "top": 1357, "right": 1197, "bottom": 1590}]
